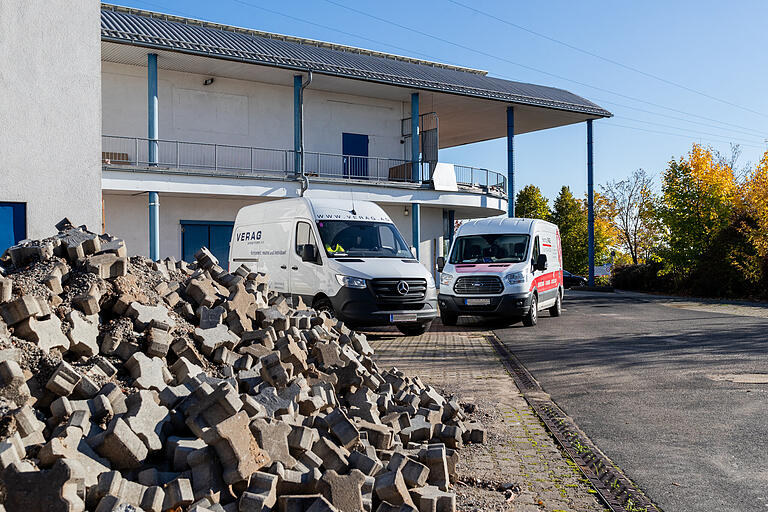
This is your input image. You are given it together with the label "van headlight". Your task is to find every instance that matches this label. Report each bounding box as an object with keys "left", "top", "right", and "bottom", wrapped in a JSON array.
[
  {"left": 505, "top": 271, "right": 527, "bottom": 285},
  {"left": 335, "top": 275, "right": 367, "bottom": 289},
  {"left": 425, "top": 273, "right": 435, "bottom": 288},
  {"left": 440, "top": 273, "right": 453, "bottom": 286}
]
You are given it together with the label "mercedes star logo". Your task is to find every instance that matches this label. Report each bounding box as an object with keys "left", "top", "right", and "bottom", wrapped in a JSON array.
[{"left": 396, "top": 280, "right": 410, "bottom": 295}]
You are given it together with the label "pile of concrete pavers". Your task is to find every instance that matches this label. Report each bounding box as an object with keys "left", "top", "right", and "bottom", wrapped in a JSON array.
[{"left": 0, "top": 221, "right": 485, "bottom": 512}]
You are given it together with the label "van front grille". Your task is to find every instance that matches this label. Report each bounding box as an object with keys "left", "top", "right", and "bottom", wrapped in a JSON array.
[
  {"left": 371, "top": 278, "right": 427, "bottom": 302},
  {"left": 453, "top": 276, "right": 504, "bottom": 295}
]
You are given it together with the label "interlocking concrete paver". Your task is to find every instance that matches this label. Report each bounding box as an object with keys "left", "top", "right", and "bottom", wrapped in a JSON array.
[{"left": 368, "top": 321, "right": 605, "bottom": 512}]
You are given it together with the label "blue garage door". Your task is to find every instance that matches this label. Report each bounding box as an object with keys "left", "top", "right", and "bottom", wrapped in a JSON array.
[
  {"left": 0, "top": 202, "right": 26, "bottom": 254},
  {"left": 181, "top": 221, "right": 234, "bottom": 266}
]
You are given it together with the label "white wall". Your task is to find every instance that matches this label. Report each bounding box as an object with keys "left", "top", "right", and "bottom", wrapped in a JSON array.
[
  {"left": 102, "top": 62, "right": 407, "bottom": 160},
  {"left": 0, "top": 0, "right": 102, "bottom": 238}
]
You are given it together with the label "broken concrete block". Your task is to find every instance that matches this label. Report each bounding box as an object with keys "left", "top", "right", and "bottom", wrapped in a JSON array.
[
  {"left": 287, "top": 424, "right": 318, "bottom": 454},
  {"left": 348, "top": 450, "right": 383, "bottom": 477},
  {"left": 0, "top": 275, "right": 12, "bottom": 303},
  {"left": 320, "top": 469, "right": 366, "bottom": 512},
  {"left": 185, "top": 278, "right": 220, "bottom": 308},
  {"left": 192, "top": 323, "right": 239, "bottom": 356},
  {"left": 202, "top": 410, "right": 270, "bottom": 485},
  {"left": 38, "top": 426, "right": 111, "bottom": 488},
  {"left": 0, "top": 432, "right": 24, "bottom": 469},
  {"left": 15, "top": 313, "right": 71, "bottom": 353},
  {"left": 409, "top": 485, "right": 456, "bottom": 512},
  {"left": 241, "top": 471, "right": 278, "bottom": 510},
  {"left": 86, "top": 253, "right": 128, "bottom": 279},
  {"left": 125, "top": 352, "right": 171, "bottom": 391},
  {"left": 374, "top": 469, "right": 415, "bottom": 509},
  {"left": 185, "top": 382, "right": 243, "bottom": 437},
  {"left": 325, "top": 408, "right": 360, "bottom": 450},
  {"left": 194, "top": 247, "right": 219, "bottom": 269},
  {"left": 199, "top": 304, "right": 226, "bottom": 329},
  {"left": 66, "top": 311, "right": 100, "bottom": 357},
  {"left": 146, "top": 327, "right": 172, "bottom": 358},
  {"left": 95, "top": 417, "right": 149, "bottom": 469},
  {"left": 127, "top": 302, "right": 175, "bottom": 331},
  {"left": 1, "top": 458, "right": 86, "bottom": 512},
  {"left": 187, "top": 445, "right": 226, "bottom": 503},
  {"left": 46, "top": 361, "right": 82, "bottom": 396},
  {"left": 164, "top": 477, "right": 195, "bottom": 510},
  {"left": 311, "top": 437, "right": 350, "bottom": 473},
  {"left": 0, "top": 359, "right": 30, "bottom": 407},
  {"left": 421, "top": 444, "right": 449, "bottom": 491},
  {"left": 260, "top": 351, "right": 290, "bottom": 388},
  {"left": 253, "top": 386, "right": 295, "bottom": 418},
  {"left": 124, "top": 390, "right": 170, "bottom": 451},
  {"left": 250, "top": 418, "right": 296, "bottom": 468}
]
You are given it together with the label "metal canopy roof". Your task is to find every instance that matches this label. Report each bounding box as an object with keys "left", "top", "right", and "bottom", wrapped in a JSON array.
[{"left": 101, "top": 4, "right": 611, "bottom": 119}]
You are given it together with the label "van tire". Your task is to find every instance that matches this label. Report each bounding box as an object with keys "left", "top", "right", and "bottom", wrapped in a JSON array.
[
  {"left": 397, "top": 321, "right": 432, "bottom": 336},
  {"left": 523, "top": 293, "right": 538, "bottom": 327},
  {"left": 314, "top": 298, "right": 334, "bottom": 317},
  {"left": 440, "top": 311, "right": 458, "bottom": 326},
  {"left": 549, "top": 292, "right": 562, "bottom": 317}
]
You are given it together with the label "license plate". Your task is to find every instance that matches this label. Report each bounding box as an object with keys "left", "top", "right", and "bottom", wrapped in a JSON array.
[
  {"left": 390, "top": 313, "right": 418, "bottom": 323},
  {"left": 465, "top": 298, "right": 491, "bottom": 305}
]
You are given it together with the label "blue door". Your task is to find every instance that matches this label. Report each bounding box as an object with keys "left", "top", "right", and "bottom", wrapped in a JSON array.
[
  {"left": 0, "top": 202, "right": 26, "bottom": 254},
  {"left": 181, "top": 221, "right": 234, "bottom": 266},
  {"left": 342, "top": 133, "right": 369, "bottom": 178}
]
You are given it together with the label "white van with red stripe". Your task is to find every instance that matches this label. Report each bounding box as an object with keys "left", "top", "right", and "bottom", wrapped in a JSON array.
[{"left": 436, "top": 217, "right": 563, "bottom": 326}]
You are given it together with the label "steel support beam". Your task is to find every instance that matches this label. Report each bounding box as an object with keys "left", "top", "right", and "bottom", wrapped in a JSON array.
[
  {"left": 147, "top": 53, "right": 159, "bottom": 260},
  {"left": 411, "top": 93, "right": 420, "bottom": 259},
  {"left": 587, "top": 119, "right": 595, "bottom": 286},
  {"left": 294, "top": 75, "right": 303, "bottom": 174},
  {"left": 448, "top": 209, "right": 455, "bottom": 249},
  {"left": 507, "top": 106, "right": 515, "bottom": 217}
]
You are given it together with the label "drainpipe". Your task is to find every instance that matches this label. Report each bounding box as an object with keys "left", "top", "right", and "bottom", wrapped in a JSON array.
[
  {"left": 148, "top": 53, "right": 159, "bottom": 260},
  {"left": 295, "top": 71, "right": 313, "bottom": 196},
  {"left": 507, "top": 106, "right": 515, "bottom": 217},
  {"left": 411, "top": 93, "right": 420, "bottom": 260}
]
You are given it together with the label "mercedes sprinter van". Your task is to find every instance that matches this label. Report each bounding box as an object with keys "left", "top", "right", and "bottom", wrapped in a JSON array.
[
  {"left": 437, "top": 217, "right": 563, "bottom": 326},
  {"left": 229, "top": 198, "right": 437, "bottom": 335}
]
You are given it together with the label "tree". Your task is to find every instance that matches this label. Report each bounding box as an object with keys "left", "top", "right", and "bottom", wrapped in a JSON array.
[
  {"left": 515, "top": 185, "right": 550, "bottom": 220},
  {"left": 551, "top": 186, "right": 588, "bottom": 274},
  {"left": 658, "top": 144, "right": 736, "bottom": 277},
  {"left": 601, "top": 169, "right": 660, "bottom": 264}
]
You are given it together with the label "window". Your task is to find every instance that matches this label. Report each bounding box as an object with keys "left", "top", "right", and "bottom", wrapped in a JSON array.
[
  {"left": 316, "top": 220, "right": 411, "bottom": 258},
  {"left": 532, "top": 236, "right": 540, "bottom": 265},
  {"left": 448, "top": 234, "right": 529, "bottom": 264},
  {"left": 0, "top": 202, "right": 26, "bottom": 254},
  {"left": 295, "top": 221, "right": 317, "bottom": 255}
]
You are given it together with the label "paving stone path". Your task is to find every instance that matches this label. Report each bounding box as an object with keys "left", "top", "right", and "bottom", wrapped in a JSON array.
[{"left": 367, "top": 321, "right": 606, "bottom": 512}]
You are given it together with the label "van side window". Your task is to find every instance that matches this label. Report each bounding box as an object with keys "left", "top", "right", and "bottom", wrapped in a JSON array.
[
  {"left": 532, "top": 236, "right": 540, "bottom": 265},
  {"left": 378, "top": 225, "right": 396, "bottom": 251},
  {"left": 295, "top": 221, "right": 317, "bottom": 255}
]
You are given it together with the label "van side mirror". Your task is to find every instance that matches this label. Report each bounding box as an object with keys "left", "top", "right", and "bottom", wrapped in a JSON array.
[
  {"left": 437, "top": 257, "right": 445, "bottom": 272},
  {"left": 535, "top": 254, "right": 548, "bottom": 271},
  {"left": 301, "top": 244, "right": 317, "bottom": 263}
]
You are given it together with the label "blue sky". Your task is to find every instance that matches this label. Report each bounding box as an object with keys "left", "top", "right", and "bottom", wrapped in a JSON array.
[{"left": 119, "top": 0, "right": 768, "bottom": 202}]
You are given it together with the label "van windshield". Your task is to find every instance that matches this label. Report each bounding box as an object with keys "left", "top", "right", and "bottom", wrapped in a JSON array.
[
  {"left": 449, "top": 234, "right": 530, "bottom": 264},
  {"left": 316, "top": 220, "right": 413, "bottom": 258}
]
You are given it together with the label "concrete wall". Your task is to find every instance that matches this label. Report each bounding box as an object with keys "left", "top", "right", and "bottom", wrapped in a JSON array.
[
  {"left": 0, "top": 1, "right": 102, "bottom": 238},
  {"left": 102, "top": 62, "right": 407, "bottom": 160}
]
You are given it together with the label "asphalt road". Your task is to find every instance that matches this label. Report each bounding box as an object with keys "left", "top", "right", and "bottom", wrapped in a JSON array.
[{"left": 492, "top": 290, "right": 768, "bottom": 512}]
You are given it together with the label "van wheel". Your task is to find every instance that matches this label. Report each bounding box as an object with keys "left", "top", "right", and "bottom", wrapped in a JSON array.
[
  {"left": 397, "top": 321, "right": 432, "bottom": 336},
  {"left": 440, "top": 311, "right": 458, "bottom": 326},
  {"left": 522, "top": 294, "right": 538, "bottom": 327},
  {"left": 314, "top": 298, "right": 334, "bottom": 317},
  {"left": 549, "top": 292, "right": 562, "bottom": 317}
]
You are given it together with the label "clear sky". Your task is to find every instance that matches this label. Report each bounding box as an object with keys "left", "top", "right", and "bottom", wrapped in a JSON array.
[{"left": 116, "top": 0, "right": 768, "bottom": 202}]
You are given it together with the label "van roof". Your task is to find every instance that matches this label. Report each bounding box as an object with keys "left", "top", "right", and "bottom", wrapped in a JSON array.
[
  {"left": 235, "top": 198, "right": 392, "bottom": 223},
  {"left": 456, "top": 216, "right": 557, "bottom": 236}
]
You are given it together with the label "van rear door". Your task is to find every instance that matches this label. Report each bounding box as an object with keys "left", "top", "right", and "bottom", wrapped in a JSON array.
[{"left": 289, "top": 219, "right": 321, "bottom": 305}]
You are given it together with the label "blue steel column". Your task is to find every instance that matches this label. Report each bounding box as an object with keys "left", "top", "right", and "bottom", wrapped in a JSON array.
[
  {"left": 294, "top": 75, "right": 302, "bottom": 174},
  {"left": 147, "top": 53, "right": 159, "bottom": 261},
  {"left": 506, "top": 106, "right": 515, "bottom": 217},
  {"left": 411, "top": 93, "right": 420, "bottom": 259},
  {"left": 448, "top": 209, "right": 455, "bottom": 248},
  {"left": 587, "top": 119, "right": 595, "bottom": 286}
]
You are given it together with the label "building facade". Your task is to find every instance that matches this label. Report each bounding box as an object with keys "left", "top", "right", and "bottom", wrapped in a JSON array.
[{"left": 2, "top": 2, "right": 611, "bottom": 281}]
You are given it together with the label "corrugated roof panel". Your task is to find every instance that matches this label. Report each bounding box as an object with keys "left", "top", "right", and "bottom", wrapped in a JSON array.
[{"left": 100, "top": 6, "right": 611, "bottom": 117}]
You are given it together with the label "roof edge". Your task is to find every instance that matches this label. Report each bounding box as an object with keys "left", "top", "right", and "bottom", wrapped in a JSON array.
[{"left": 101, "top": 3, "right": 488, "bottom": 76}]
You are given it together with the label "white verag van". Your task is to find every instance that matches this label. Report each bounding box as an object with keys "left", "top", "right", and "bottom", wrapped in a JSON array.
[
  {"left": 437, "top": 217, "right": 563, "bottom": 326},
  {"left": 229, "top": 198, "right": 438, "bottom": 335}
]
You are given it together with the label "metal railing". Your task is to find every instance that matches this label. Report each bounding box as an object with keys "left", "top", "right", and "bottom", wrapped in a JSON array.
[
  {"left": 454, "top": 165, "right": 507, "bottom": 197},
  {"left": 102, "top": 135, "right": 507, "bottom": 197}
]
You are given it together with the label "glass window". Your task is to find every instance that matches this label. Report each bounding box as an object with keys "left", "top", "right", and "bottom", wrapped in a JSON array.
[
  {"left": 532, "top": 236, "right": 540, "bottom": 263},
  {"left": 295, "top": 221, "right": 317, "bottom": 256},
  {"left": 316, "top": 220, "right": 412, "bottom": 258},
  {"left": 449, "top": 234, "right": 530, "bottom": 264}
]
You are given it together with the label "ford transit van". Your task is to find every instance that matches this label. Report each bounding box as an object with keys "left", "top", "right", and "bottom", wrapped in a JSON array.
[
  {"left": 437, "top": 217, "right": 563, "bottom": 326},
  {"left": 229, "top": 198, "right": 437, "bottom": 335}
]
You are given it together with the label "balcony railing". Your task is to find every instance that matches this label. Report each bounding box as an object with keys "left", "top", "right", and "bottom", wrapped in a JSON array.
[{"left": 102, "top": 135, "right": 507, "bottom": 198}]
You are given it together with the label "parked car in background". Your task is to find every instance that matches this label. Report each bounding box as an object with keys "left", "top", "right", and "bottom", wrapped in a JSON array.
[{"left": 563, "top": 270, "right": 587, "bottom": 288}]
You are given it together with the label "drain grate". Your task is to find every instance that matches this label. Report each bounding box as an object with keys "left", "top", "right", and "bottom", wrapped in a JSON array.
[{"left": 487, "top": 335, "right": 662, "bottom": 512}]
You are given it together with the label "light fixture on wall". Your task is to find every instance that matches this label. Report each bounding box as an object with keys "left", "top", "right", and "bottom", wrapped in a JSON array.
[
  {"left": 404, "top": 206, "right": 409, "bottom": 216},
  {"left": 203, "top": 77, "right": 215, "bottom": 86}
]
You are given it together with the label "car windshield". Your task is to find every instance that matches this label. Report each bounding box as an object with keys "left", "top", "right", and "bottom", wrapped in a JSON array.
[
  {"left": 316, "top": 220, "right": 413, "bottom": 258},
  {"left": 449, "top": 234, "right": 530, "bottom": 264}
]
